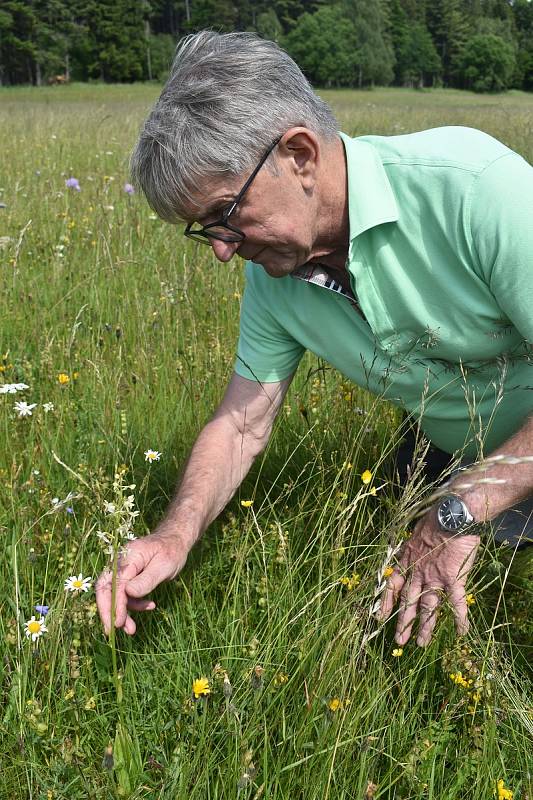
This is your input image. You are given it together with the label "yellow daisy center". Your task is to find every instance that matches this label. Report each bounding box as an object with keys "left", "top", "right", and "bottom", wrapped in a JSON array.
[
  {"left": 28, "top": 621, "right": 41, "bottom": 633},
  {"left": 73, "top": 580, "right": 83, "bottom": 588}
]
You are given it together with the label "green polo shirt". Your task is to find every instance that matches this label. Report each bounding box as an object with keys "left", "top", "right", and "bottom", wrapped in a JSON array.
[{"left": 235, "top": 127, "right": 533, "bottom": 456}]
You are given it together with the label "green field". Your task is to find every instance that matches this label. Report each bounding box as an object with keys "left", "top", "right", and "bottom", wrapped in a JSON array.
[{"left": 0, "top": 84, "right": 532, "bottom": 799}]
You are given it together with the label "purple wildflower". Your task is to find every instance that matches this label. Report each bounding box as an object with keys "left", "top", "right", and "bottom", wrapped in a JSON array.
[
  {"left": 65, "top": 177, "right": 81, "bottom": 191},
  {"left": 66, "top": 506, "right": 74, "bottom": 514},
  {"left": 35, "top": 604, "right": 50, "bottom": 616},
  {"left": 124, "top": 183, "right": 135, "bottom": 195}
]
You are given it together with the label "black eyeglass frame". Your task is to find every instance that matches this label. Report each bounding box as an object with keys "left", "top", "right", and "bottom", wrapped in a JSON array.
[{"left": 184, "top": 136, "right": 282, "bottom": 245}]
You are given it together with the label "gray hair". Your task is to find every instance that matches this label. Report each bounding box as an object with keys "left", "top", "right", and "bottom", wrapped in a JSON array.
[{"left": 130, "top": 30, "right": 339, "bottom": 223}]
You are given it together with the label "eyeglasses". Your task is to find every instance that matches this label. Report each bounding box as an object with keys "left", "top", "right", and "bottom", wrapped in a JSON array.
[{"left": 184, "top": 136, "right": 282, "bottom": 245}]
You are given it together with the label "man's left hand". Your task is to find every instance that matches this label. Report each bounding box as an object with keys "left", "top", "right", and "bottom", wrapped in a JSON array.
[{"left": 377, "top": 510, "right": 480, "bottom": 647}]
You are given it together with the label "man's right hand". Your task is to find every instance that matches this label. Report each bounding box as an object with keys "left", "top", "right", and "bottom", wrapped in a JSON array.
[
  {"left": 95, "top": 530, "right": 188, "bottom": 636},
  {"left": 94, "top": 373, "right": 294, "bottom": 638}
]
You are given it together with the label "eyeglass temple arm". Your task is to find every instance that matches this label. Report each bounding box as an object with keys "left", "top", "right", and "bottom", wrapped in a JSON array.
[{"left": 224, "top": 136, "right": 283, "bottom": 219}]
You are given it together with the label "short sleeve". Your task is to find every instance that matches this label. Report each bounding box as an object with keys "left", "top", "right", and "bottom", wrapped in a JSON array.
[
  {"left": 235, "top": 262, "right": 305, "bottom": 382},
  {"left": 470, "top": 152, "right": 533, "bottom": 343}
]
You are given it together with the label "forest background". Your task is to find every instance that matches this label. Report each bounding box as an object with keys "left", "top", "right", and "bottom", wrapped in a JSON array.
[{"left": 2, "top": 0, "right": 533, "bottom": 94}]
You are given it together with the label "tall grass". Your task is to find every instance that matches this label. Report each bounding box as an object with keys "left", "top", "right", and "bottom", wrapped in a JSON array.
[{"left": 0, "top": 84, "right": 531, "bottom": 799}]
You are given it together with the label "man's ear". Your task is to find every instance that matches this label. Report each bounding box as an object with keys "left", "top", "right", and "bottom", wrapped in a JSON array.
[{"left": 278, "top": 127, "right": 320, "bottom": 190}]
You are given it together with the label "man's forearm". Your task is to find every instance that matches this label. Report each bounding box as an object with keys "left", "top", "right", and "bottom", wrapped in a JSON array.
[
  {"left": 156, "top": 417, "right": 264, "bottom": 548},
  {"left": 449, "top": 414, "right": 533, "bottom": 522}
]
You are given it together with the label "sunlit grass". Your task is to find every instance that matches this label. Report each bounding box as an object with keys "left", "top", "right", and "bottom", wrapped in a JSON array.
[{"left": 0, "top": 84, "right": 531, "bottom": 799}]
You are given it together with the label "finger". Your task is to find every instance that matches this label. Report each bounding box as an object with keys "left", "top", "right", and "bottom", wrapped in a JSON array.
[
  {"left": 95, "top": 569, "right": 114, "bottom": 636},
  {"left": 446, "top": 583, "right": 469, "bottom": 636},
  {"left": 95, "top": 560, "right": 140, "bottom": 635},
  {"left": 377, "top": 570, "right": 405, "bottom": 620},
  {"left": 123, "top": 615, "right": 137, "bottom": 636},
  {"left": 125, "top": 554, "right": 172, "bottom": 598},
  {"left": 395, "top": 577, "right": 423, "bottom": 645},
  {"left": 126, "top": 598, "right": 156, "bottom": 612},
  {"left": 416, "top": 587, "right": 443, "bottom": 647},
  {"left": 111, "top": 560, "right": 144, "bottom": 630}
]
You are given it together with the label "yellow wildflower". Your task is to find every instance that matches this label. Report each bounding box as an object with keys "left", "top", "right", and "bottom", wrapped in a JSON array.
[
  {"left": 328, "top": 697, "right": 342, "bottom": 712},
  {"left": 361, "top": 469, "right": 373, "bottom": 484},
  {"left": 240, "top": 499, "right": 253, "bottom": 508},
  {"left": 392, "top": 648, "right": 403, "bottom": 657},
  {"left": 192, "top": 677, "right": 211, "bottom": 699},
  {"left": 449, "top": 671, "right": 470, "bottom": 688},
  {"left": 339, "top": 572, "right": 360, "bottom": 591},
  {"left": 383, "top": 565, "right": 394, "bottom": 579},
  {"left": 466, "top": 593, "right": 475, "bottom": 606},
  {"left": 57, "top": 372, "right": 70, "bottom": 385},
  {"left": 495, "top": 779, "right": 513, "bottom": 800}
]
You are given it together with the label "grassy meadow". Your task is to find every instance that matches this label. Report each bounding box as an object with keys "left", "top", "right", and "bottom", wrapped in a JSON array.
[{"left": 0, "top": 83, "right": 532, "bottom": 799}]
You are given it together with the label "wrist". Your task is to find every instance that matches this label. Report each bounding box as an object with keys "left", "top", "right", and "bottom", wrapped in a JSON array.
[
  {"left": 154, "top": 519, "right": 197, "bottom": 552},
  {"left": 434, "top": 493, "right": 483, "bottom": 536}
]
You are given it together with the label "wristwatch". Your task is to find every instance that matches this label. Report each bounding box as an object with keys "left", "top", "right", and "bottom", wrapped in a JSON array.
[{"left": 436, "top": 494, "right": 475, "bottom": 533}]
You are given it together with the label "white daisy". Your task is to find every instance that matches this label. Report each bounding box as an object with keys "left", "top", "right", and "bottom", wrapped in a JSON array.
[
  {"left": 14, "top": 401, "right": 37, "bottom": 417},
  {"left": 64, "top": 573, "right": 93, "bottom": 593},
  {"left": 0, "top": 383, "right": 29, "bottom": 394},
  {"left": 24, "top": 615, "right": 48, "bottom": 641},
  {"left": 144, "top": 449, "right": 162, "bottom": 462}
]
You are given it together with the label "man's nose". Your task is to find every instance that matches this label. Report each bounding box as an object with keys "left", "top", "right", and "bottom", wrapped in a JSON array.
[{"left": 210, "top": 238, "right": 240, "bottom": 262}]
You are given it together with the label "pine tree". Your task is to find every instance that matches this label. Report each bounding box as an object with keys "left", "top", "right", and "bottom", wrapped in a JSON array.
[
  {"left": 387, "top": 0, "right": 411, "bottom": 84},
  {"left": 84, "top": 0, "right": 147, "bottom": 81},
  {"left": 0, "top": 1, "right": 38, "bottom": 84},
  {"left": 512, "top": 0, "right": 533, "bottom": 89},
  {"left": 187, "top": 0, "right": 237, "bottom": 32},
  {"left": 426, "top": 0, "right": 469, "bottom": 86}
]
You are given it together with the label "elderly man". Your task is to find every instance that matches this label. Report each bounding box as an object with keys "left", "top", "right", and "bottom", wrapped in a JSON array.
[{"left": 96, "top": 30, "right": 533, "bottom": 647}]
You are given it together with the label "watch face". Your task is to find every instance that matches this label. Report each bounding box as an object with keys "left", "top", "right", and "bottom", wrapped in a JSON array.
[{"left": 438, "top": 497, "right": 467, "bottom": 531}]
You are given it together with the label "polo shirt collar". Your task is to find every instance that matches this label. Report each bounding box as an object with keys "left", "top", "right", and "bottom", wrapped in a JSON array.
[{"left": 339, "top": 131, "right": 399, "bottom": 244}]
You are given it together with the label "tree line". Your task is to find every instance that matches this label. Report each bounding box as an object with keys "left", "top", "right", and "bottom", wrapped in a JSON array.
[{"left": 1, "top": 0, "right": 532, "bottom": 92}]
